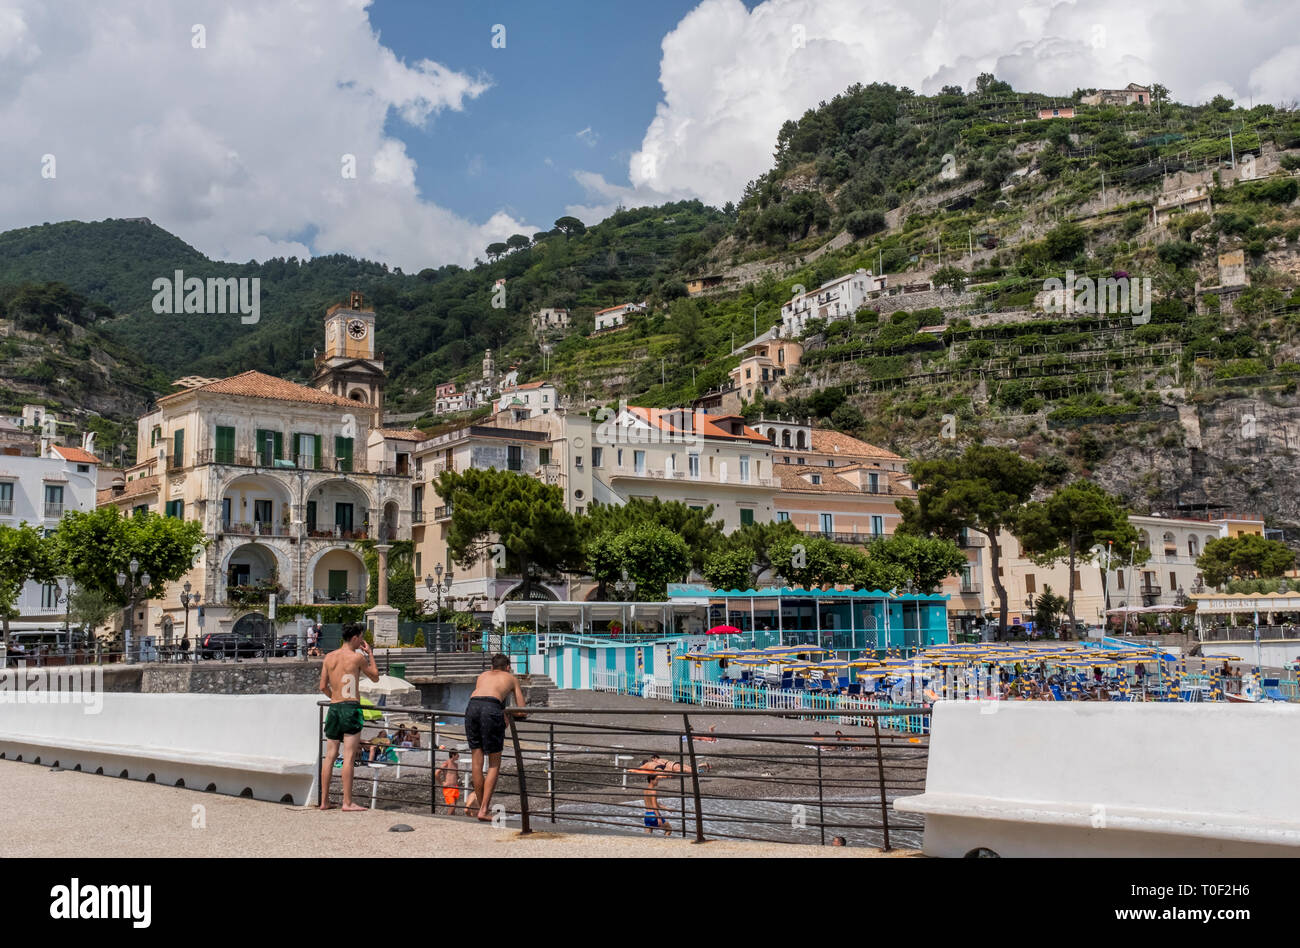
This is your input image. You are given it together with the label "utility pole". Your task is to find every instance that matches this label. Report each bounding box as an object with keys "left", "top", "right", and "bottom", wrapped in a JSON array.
[{"left": 1229, "top": 127, "right": 1236, "bottom": 168}]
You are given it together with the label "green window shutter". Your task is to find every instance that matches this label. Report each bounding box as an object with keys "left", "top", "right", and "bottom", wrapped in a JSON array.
[
  {"left": 335, "top": 436, "right": 354, "bottom": 473},
  {"left": 173, "top": 429, "right": 184, "bottom": 466},
  {"left": 215, "top": 426, "right": 235, "bottom": 464},
  {"left": 165, "top": 500, "right": 183, "bottom": 519},
  {"left": 313, "top": 435, "right": 323, "bottom": 471},
  {"left": 273, "top": 431, "right": 283, "bottom": 462},
  {"left": 740, "top": 508, "right": 755, "bottom": 527}
]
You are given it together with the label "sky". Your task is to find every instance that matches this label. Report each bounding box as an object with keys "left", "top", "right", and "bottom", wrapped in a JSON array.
[{"left": 1, "top": 0, "right": 1297, "bottom": 272}]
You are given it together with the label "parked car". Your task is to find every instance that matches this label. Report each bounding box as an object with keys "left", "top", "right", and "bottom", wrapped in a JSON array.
[{"left": 200, "top": 631, "right": 298, "bottom": 659}]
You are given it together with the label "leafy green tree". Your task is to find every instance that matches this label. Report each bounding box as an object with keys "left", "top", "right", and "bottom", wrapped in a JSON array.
[
  {"left": 768, "top": 534, "right": 866, "bottom": 589},
  {"left": 67, "top": 586, "right": 116, "bottom": 638},
  {"left": 0, "top": 524, "right": 59, "bottom": 644},
  {"left": 554, "top": 216, "right": 587, "bottom": 237},
  {"left": 578, "top": 499, "right": 724, "bottom": 573},
  {"left": 1198, "top": 535, "right": 1295, "bottom": 587},
  {"left": 702, "top": 547, "right": 758, "bottom": 591},
  {"left": 597, "top": 524, "right": 691, "bottom": 601},
  {"left": 1044, "top": 221, "right": 1086, "bottom": 261},
  {"left": 1013, "top": 481, "right": 1137, "bottom": 637},
  {"left": 866, "top": 533, "right": 967, "bottom": 593},
  {"left": 485, "top": 242, "right": 508, "bottom": 262},
  {"left": 505, "top": 234, "right": 532, "bottom": 253},
  {"left": 436, "top": 468, "right": 583, "bottom": 600},
  {"left": 932, "top": 265, "right": 968, "bottom": 295},
  {"left": 897, "top": 446, "right": 1042, "bottom": 631},
  {"left": 50, "top": 508, "right": 206, "bottom": 612}
]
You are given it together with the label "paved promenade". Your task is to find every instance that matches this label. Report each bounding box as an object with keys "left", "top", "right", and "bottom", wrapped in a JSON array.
[{"left": 0, "top": 760, "right": 913, "bottom": 858}]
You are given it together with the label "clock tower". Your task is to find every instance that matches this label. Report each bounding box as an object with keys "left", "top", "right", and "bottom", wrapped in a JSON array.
[{"left": 312, "top": 292, "right": 387, "bottom": 424}]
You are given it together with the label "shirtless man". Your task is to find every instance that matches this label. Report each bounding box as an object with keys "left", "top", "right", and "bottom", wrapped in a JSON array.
[
  {"left": 318, "top": 624, "right": 380, "bottom": 811},
  {"left": 463, "top": 654, "right": 527, "bottom": 822},
  {"left": 434, "top": 749, "right": 463, "bottom": 813}
]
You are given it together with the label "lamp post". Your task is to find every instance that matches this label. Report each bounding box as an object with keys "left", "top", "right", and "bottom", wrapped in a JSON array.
[
  {"left": 180, "top": 581, "right": 201, "bottom": 662},
  {"left": 424, "top": 565, "right": 455, "bottom": 619},
  {"left": 116, "top": 558, "right": 151, "bottom": 665},
  {"left": 1024, "top": 593, "right": 1036, "bottom": 640}
]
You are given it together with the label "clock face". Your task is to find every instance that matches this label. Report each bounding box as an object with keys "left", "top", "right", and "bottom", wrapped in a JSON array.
[
  {"left": 347, "top": 318, "right": 368, "bottom": 340},
  {"left": 327, "top": 321, "right": 337, "bottom": 340}
]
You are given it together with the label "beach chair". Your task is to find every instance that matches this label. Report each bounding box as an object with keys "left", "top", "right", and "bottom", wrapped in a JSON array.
[
  {"left": 1050, "top": 684, "right": 1065, "bottom": 701},
  {"left": 1263, "top": 679, "right": 1286, "bottom": 702}
]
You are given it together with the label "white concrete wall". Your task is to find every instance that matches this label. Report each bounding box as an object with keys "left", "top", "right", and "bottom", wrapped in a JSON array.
[
  {"left": 0, "top": 692, "right": 323, "bottom": 805},
  {"left": 896, "top": 700, "right": 1300, "bottom": 856}
]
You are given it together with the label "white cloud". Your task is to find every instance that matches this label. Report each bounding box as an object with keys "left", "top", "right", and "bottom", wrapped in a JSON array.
[
  {"left": 580, "top": 0, "right": 1300, "bottom": 215},
  {"left": 0, "top": 0, "right": 530, "bottom": 269},
  {"left": 576, "top": 126, "right": 600, "bottom": 147}
]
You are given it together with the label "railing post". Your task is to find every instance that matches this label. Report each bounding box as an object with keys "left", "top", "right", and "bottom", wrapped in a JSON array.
[
  {"left": 430, "top": 741, "right": 437, "bottom": 815},
  {"left": 682, "top": 714, "right": 706, "bottom": 843},
  {"left": 871, "top": 714, "right": 892, "bottom": 852},
  {"left": 316, "top": 703, "right": 325, "bottom": 808},
  {"left": 507, "top": 712, "right": 532, "bottom": 836},
  {"left": 548, "top": 722, "right": 556, "bottom": 825},
  {"left": 816, "top": 744, "right": 826, "bottom": 846}
]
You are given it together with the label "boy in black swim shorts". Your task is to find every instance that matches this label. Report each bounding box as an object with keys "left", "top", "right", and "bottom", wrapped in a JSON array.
[{"left": 463, "top": 654, "right": 527, "bottom": 821}]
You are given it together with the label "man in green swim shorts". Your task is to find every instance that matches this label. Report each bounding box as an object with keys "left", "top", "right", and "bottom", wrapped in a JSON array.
[{"left": 318, "top": 624, "right": 380, "bottom": 811}]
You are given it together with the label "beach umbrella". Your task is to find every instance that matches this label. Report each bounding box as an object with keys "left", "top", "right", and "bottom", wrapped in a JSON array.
[{"left": 707, "top": 625, "right": 742, "bottom": 636}]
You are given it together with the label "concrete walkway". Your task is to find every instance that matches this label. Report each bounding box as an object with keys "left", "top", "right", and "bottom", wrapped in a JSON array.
[{"left": 0, "top": 760, "right": 913, "bottom": 858}]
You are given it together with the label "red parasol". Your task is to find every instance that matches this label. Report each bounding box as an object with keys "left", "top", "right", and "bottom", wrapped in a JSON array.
[{"left": 707, "top": 625, "right": 742, "bottom": 636}]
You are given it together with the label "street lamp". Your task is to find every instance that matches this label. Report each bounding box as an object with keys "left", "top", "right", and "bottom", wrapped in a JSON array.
[
  {"left": 180, "top": 581, "right": 201, "bottom": 662},
  {"left": 1024, "top": 593, "right": 1036, "bottom": 641},
  {"left": 116, "top": 558, "right": 151, "bottom": 664},
  {"left": 424, "top": 565, "right": 454, "bottom": 618},
  {"left": 614, "top": 569, "right": 637, "bottom": 601}
]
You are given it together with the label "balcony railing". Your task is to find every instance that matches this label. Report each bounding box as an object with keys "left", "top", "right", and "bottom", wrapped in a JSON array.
[
  {"left": 44, "top": 503, "right": 64, "bottom": 519},
  {"left": 959, "top": 583, "right": 983, "bottom": 596},
  {"left": 956, "top": 533, "right": 986, "bottom": 548},
  {"left": 313, "top": 587, "right": 369, "bottom": 605},
  {"left": 803, "top": 529, "right": 885, "bottom": 545},
  {"left": 195, "top": 448, "right": 404, "bottom": 477},
  {"left": 0, "top": 500, "right": 13, "bottom": 516},
  {"left": 434, "top": 506, "right": 453, "bottom": 522},
  {"left": 305, "top": 527, "right": 370, "bottom": 541},
  {"left": 412, "top": 510, "right": 426, "bottom": 525},
  {"left": 220, "top": 520, "right": 292, "bottom": 538}
]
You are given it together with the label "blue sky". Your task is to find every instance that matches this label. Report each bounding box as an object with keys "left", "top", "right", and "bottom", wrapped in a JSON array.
[{"left": 369, "top": 0, "right": 732, "bottom": 229}]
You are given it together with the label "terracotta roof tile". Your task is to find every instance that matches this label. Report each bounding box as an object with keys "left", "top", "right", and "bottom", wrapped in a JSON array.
[
  {"left": 376, "top": 428, "right": 424, "bottom": 442},
  {"left": 158, "top": 371, "right": 359, "bottom": 409},
  {"left": 809, "top": 430, "right": 904, "bottom": 461},
  {"left": 52, "top": 446, "right": 100, "bottom": 464}
]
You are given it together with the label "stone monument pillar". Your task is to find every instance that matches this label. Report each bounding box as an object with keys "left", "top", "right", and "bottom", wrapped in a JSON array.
[{"left": 366, "top": 540, "right": 400, "bottom": 647}]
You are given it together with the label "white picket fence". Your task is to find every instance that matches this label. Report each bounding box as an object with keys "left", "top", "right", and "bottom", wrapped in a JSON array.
[{"left": 590, "top": 670, "right": 930, "bottom": 734}]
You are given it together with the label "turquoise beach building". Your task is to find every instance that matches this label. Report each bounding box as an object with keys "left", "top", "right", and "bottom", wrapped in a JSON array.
[{"left": 492, "top": 586, "right": 950, "bottom": 691}]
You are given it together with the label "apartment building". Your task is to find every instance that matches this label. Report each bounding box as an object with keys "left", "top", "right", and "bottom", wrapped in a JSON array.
[
  {"left": 780, "top": 269, "right": 886, "bottom": 337},
  {"left": 530, "top": 308, "right": 571, "bottom": 334},
  {"left": 0, "top": 443, "right": 100, "bottom": 633},
  {"left": 970, "top": 513, "right": 1265, "bottom": 632},
  {"left": 594, "top": 301, "right": 647, "bottom": 332},
  {"left": 730, "top": 332, "right": 804, "bottom": 403},
  {"left": 97, "top": 299, "right": 417, "bottom": 644},
  {"left": 496, "top": 381, "right": 559, "bottom": 418}
]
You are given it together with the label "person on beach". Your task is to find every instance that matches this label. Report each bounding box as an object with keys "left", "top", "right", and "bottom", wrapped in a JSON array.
[
  {"left": 318, "top": 624, "right": 379, "bottom": 812},
  {"left": 435, "top": 749, "right": 463, "bottom": 813},
  {"left": 633, "top": 756, "right": 691, "bottom": 837},
  {"left": 463, "top": 655, "right": 527, "bottom": 822}
]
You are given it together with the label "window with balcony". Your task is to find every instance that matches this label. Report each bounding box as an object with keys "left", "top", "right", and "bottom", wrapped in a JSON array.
[
  {"left": 44, "top": 484, "right": 64, "bottom": 519},
  {"left": 256, "top": 429, "right": 283, "bottom": 467},
  {"left": 295, "top": 432, "right": 320, "bottom": 470},
  {"left": 688, "top": 453, "right": 700, "bottom": 478},
  {"left": 253, "top": 500, "right": 273, "bottom": 527},
  {"left": 819, "top": 513, "right": 833, "bottom": 534},
  {"left": 539, "top": 448, "right": 551, "bottom": 467},
  {"left": 334, "top": 436, "right": 354, "bottom": 473},
  {"left": 739, "top": 456, "right": 751, "bottom": 483},
  {"left": 871, "top": 515, "right": 884, "bottom": 537},
  {"left": 0, "top": 481, "right": 12, "bottom": 515},
  {"left": 868, "top": 472, "right": 880, "bottom": 493}
]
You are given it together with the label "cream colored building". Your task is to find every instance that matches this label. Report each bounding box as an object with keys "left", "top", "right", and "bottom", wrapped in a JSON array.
[
  {"left": 967, "top": 513, "right": 1265, "bottom": 631},
  {"left": 730, "top": 331, "right": 803, "bottom": 404},
  {"left": 98, "top": 299, "right": 419, "bottom": 644}
]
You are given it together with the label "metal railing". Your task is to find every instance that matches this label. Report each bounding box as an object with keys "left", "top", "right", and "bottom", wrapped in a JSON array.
[
  {"left": 44, "top": 503, "right": 64, "bottom": 519},
  {"left": 0, "top": 500, "right": 13, "bottom": 515},
  {"left": 220, "top": 520, "right": 292, "bottom": 538},
  {"left": 312, "top": 587, "right": 369, "bottom": 605},
  {"left": 1201, "top": 625, "right": 1300, "bottom": 642},
  {"left": 315, "top": 702, "right": 929, "bottom": 850}
]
